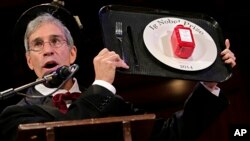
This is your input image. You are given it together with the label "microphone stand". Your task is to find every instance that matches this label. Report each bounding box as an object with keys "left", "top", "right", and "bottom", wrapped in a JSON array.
[{"left": 0, "top": 73, "right": 54, "bottom": 100}]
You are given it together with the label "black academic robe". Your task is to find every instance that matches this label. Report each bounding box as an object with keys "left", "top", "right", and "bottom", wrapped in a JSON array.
[{"left": 0, "top": 83, "right": 228, "bottom": 141}]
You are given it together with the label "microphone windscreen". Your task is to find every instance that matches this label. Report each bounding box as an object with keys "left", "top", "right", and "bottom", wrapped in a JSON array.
[{"left": 44, "top": 66, "right": 71, "bottom": 88}]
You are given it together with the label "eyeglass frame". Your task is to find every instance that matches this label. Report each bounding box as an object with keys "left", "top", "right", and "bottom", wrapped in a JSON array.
[{"left": 27, "top": 36, "right": 68, "bottom": 52}]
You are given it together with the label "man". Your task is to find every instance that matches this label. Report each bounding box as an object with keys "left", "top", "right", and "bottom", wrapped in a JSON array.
[{"left": 0, "top": 11, "right": 236, "bottom": 141}]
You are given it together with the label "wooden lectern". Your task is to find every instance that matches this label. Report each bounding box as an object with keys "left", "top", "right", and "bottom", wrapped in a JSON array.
[{"left": 17, "top": 114, "right": 156, "bottom": 141}]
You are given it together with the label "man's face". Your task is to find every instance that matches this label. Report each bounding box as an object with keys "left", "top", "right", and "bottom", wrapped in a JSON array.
[{"left": 25, "top": 22, "right": 77, "bottom": 78}]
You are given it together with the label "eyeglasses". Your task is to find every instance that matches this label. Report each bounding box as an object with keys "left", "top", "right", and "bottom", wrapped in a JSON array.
[{"left": 28, "top": 37, "right": 67, "bottom": 52}]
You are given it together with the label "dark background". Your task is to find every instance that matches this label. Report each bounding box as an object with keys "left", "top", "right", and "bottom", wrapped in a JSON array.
[{"left": 0, "top": 0, "right": 249, "bottom": 140}]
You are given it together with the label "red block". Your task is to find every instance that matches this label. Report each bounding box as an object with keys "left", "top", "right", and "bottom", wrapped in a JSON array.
[{"left": 171, "top": 24, "right": 195, "bottom": 59}]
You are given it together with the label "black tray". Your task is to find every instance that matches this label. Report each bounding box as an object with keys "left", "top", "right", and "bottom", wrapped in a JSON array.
[{"left": 98, "top": 5, "right": 232, "bottom": 82}]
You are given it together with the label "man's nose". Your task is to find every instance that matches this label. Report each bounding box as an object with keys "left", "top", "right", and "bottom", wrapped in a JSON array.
[{"left": 42, "top": 42, "right": 55, "bottom": 55}]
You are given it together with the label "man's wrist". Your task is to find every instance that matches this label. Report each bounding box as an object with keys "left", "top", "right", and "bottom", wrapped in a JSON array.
[{"left": 200, "top": 82, "right": 220, "bottom": 97}]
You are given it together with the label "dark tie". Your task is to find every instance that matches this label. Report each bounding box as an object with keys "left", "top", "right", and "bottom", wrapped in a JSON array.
[{"left": 52, "top": 92, "right": 81, "bottom": 113}]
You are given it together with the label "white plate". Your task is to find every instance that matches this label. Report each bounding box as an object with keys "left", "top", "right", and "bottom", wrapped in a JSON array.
[{"left": 143, "top": 17, "right": 217, "bottom": 71}]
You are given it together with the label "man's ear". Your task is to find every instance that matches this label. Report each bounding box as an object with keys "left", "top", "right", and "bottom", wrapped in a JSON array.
[
  {"left": 25, "top": 52, "right": 34, "bottom": 70},
  {"left": 69, "top": 46, "right": 77, "bottom": 64}
]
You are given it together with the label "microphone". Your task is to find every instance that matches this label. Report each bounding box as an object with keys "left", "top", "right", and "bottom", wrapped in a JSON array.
[
  {"left": 43, "top": 64, "right": 79, "bottom": 88},
  {"left": 0, "top": 64, "right": 79, "bottom": 100}
]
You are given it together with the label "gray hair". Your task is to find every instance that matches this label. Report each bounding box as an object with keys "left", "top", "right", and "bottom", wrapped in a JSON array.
[{"left": 24, "top": 13, "right": 74, "bottom": 51}]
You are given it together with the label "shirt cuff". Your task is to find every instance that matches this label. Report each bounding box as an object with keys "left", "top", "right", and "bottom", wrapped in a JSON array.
[
  {"left": 92, "top": 80, "right": 116, "bottom": 94},
  {"left": 200, "top": 82, "right": 220, "bottom": 97}
]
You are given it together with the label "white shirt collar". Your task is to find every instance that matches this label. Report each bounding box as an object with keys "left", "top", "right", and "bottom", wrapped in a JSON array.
[{"left": 34, "top": 78, "right": 81, "bottom": 96}]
